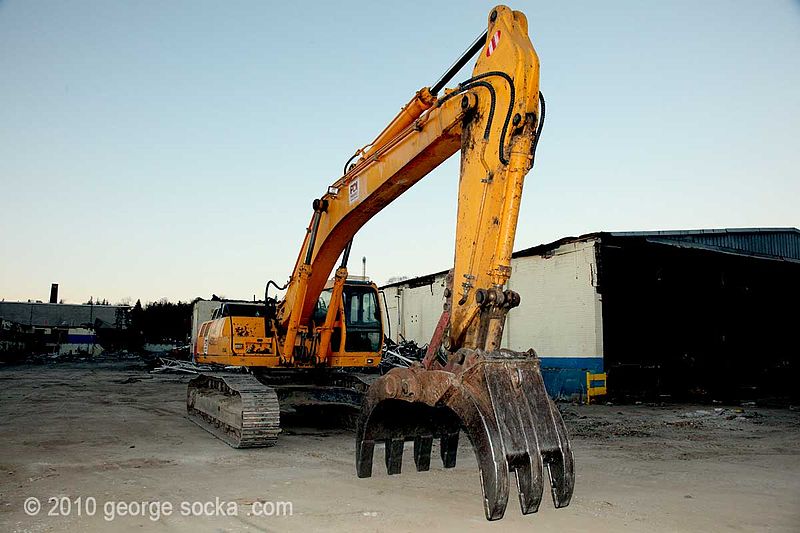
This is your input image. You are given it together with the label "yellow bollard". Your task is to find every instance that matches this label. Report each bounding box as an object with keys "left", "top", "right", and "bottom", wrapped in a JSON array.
[{"left": 585, "top": 372, "right": 607, "bottom": 405}]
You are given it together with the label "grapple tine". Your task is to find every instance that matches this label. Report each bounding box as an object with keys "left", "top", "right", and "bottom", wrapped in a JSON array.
[
  {"left": 518, "top": 360, "right": 575, "bottom": 508},
  {"left": 444, "top": 379, "right": 511, "bottom": 520},
  {"left": 514, "top": 461, "right": 543, "bottom": 515},
  {"left": 385, "top": 438, "right": 405, "bottom": 475},
  {"left": 440, "top": 432, "right": 459, "bottom": 468},
  {"left": 356, "top": 438, "right": 375, "bottom": 478},
  {"left": 355, "top": 349, "right": 574, "bottom": 521},
  {"left": 514, "top": 374, "right": 546, "bottom": 515},
  {"left": 414, "top": 435, "right": 433, "bottom": 472},
  {"left": 481, "top": 360, "right": 545, "bottom": 514}
]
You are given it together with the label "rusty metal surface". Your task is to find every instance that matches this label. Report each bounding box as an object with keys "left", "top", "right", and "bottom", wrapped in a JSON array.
[
  {"left": 356, "top": 349, "right": 574, "bottom": 521},
  {"left": 422, "top": 310, "right": 450, "bottom": 368}
]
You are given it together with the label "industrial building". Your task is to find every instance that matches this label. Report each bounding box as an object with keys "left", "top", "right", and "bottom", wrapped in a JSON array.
[
  {"left": 381, "top": 228, "right": 800, "bottom": 400},
  {"left": 0, "top": 300, "right": 129, "bottom": 330},
  {"left": 0, "top": 286, "right": 129, "bottom": 357}
]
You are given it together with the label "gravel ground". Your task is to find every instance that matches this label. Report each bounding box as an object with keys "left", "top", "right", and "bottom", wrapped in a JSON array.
[{"left": 1, "top": 362, "right": 798, "bottom": 532}]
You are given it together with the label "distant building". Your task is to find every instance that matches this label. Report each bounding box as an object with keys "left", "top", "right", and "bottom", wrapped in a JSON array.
[
  {"left": 0, "top": 301, "right": 129, "bottom": 356},
  {"left": 381, "top": 228, "right": 800, "bottom": 400},
  {"left": 0, "top": 301, "right": 129, "bottom": 329}
]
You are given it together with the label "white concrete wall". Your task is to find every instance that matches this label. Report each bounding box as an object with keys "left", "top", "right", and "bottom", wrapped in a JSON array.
[
  {"left": 381, "top": 238, "right": 603, "bottom": 360},
  {"left": 191, "top": 300, "right": 222, "bottom": 351},
  {"left": 382, "top": 277, "right": 448, "bottom": 344},
  {"left": 504, "top": 239, "right": 603, "bottom": 359}
]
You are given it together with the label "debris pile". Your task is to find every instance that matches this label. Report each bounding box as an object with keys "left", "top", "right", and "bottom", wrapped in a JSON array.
[
  {"left": 678, "top": 407, "right": 764, "bottom": 423},
  {"left": 9, "top": 350, "right": 143, "bottom": 365},
  {"left": 379, "top": 336, "right": 427, "bottom": 372},
  {"left": 150, "top": 357, "right": 212, "bottom": 374}
]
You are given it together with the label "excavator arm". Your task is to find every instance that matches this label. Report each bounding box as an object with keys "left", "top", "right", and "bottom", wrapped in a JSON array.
[
  {"left": 275, "top": 86, "right": 463, "bottom": 361},
  {"left": 272, "top": 5, "right": 573, "bottom": 520},
  {"left": 279, "top": 7, "right": 537, "bottom": 355}
]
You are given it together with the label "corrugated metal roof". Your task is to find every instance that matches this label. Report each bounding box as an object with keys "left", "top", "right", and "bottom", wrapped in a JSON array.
[
  {"left": 608, "top": 227, "right": 800, "bottom": 262},
  {"left": 381, "top": 227, "right": 800, "bottom": 289}
]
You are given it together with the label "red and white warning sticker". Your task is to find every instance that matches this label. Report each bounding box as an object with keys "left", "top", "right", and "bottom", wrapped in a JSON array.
[{"left": 486, "top": 30, "right": 501, "bottom": 57}]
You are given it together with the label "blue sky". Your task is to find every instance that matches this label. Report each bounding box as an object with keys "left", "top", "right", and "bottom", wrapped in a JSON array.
[{"left": 1, "top": 1, "right": 798, "bottom": 304}]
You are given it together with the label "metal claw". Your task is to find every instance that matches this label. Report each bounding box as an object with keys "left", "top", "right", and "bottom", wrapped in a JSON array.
[
  {"left": 440, "top": 432, "right": 459, "bottom": 468},
  {"left": 385, "top": 438, "right": 404, "bottom": 474},
  {"left": 413, "top": 436, "right": 433, "bottom": 471},
  {"left": 356, "top": 349, "right": 574, "bottom": 521}
]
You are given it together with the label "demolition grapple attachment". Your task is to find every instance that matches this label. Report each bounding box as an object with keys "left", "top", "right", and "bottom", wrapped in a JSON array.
[{"left": 356, "top": 349, "right": 574, "bottom": 521}]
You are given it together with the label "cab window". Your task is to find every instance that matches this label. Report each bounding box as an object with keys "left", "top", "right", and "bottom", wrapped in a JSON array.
[
  {"left": 343, "top": 287, "right": 381, "bottom": 352},
  {"left": 313, "top": 289, "right": 332, "bottom": 324},
  {"left": 345, "top": 289, "right": 379, "bottom": 327}
]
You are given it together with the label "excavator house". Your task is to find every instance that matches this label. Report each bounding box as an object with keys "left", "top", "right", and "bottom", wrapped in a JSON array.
[{"left": 189, "top": 5, "right": 573, "bottom": 521}]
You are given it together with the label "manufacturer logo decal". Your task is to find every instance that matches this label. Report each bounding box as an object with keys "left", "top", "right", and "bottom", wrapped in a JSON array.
[{"left": 348, "top": 179, "right": 360, "bottom": 205}]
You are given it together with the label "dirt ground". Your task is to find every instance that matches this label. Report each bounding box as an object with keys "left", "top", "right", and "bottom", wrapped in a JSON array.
[{"left": 1, "top": 363, "right": 798, "bottom": 532}]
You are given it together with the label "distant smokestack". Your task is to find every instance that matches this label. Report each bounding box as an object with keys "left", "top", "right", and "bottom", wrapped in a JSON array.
[{"left": 49, "top": 283, "right": 59, "bottom": 304}]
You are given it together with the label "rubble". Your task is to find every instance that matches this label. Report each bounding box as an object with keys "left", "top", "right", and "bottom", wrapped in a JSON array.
[
  {"left": 379, "top": 336, "right": 447, "bottom": 372},
  {"left": 150, "top": 357, "right": 212, "bottom": 374},
  {"left": 379, "top": 336, "right": 426, "bottom": 371}
]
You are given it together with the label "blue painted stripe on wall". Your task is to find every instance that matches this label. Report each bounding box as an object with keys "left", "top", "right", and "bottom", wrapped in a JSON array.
[
  {"left": 538, "top": 356, "right": 604, "bottom": 399},
  {"left": 66, "top": 335, "right": 95, "bottom": 344},
  {"left": 539, "top": 356, "right": 603, "bottom": 371}
]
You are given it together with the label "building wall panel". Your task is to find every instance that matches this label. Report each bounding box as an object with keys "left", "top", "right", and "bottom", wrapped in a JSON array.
[{"left": 381, "top": 238, "right": 603, "bottom": 398}]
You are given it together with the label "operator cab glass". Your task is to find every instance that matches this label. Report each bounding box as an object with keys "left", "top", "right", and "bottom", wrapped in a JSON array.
[
  {"left": 213, "top": 303, "right": 264, "bottom": 319},
  {"left": 343, "top": 285, "right": 381, "bottom": 352},
  {"left": 313, "top": 283, "right": 382, "bottom": 353},
  {"left": 313, "top": 290, "right": 332, "bottom": 323},
  {"left": 221, "top": 303, "right": 263, "bottom": 317}
]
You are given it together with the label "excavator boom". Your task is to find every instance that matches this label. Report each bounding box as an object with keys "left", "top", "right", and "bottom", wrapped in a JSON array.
[{"left": 189, "top": 4, "right": 574, "bottom": 522}]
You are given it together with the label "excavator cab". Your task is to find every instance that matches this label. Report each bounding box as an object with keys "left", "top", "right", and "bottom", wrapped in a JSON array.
[
  {"left": 341, "top": 282, "right": 383, "bottom": 353},
  {"left": 313, "top": 280, "right": 383, "bottom": 366}
]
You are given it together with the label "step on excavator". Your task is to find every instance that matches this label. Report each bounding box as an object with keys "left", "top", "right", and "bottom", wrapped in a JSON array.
[{"left": 188, "top": 5, "right": 573, "bottom": 521}]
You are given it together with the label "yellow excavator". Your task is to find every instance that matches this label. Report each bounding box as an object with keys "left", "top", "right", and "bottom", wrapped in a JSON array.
[{"left": 189, "top": 5, "right": 573, "bottom": 521}]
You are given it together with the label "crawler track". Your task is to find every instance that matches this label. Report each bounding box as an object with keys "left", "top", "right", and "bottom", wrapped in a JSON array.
[{"left": 187, "top": 373, "right": 281, "bottom": 448}]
